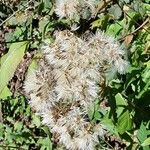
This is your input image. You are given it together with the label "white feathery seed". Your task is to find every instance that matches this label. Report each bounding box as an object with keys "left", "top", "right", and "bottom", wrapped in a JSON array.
[
  {"left": 54, "top": 0, "right": 99, "bottom": 20},
  {"left": 24, "top": 30, "right": 129, "bottom": 150},
  {"left": 55, "top": 0, "right": 80, "bottom": 19}
]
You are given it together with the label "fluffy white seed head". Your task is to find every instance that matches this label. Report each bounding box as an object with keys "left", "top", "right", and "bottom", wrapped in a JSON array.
[
  {"left": 55, "top": 0, "right": 80, "bottom": 19},
  {"left": 54, "top": 0, "right": 99, "bottom": 21},
  {"left": 24, "top": 30, "right": 129, "bottom": 150}
]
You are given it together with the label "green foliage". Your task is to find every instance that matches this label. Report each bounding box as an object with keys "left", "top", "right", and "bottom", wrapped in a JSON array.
[
  {"left": 0, "top": 42, "right": 28, "bottom": 94},
  {"left": 0, "top": 0, "right": 150, "bottom": 149},
  {"left": 0, "top": 96, "right": 52, "bottom": 150},
  {"left": 0, "top": 86, "right": 12, "bottom": 99},
  {"left": 137, "top": 122, "right": 150, "bottom": 150},
  {"left": 117, "top": 110, "right": 132, "bottom": 134},
  {"left": 142, "top": 137, "right": 150, "bottom": 147}
]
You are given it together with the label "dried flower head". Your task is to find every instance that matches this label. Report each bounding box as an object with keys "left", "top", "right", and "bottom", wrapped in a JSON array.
[
  {"left": 24, "top": 30, "right": 129, "bottom": 149},
  {"left": 55, "top": 0, "right": 80, "bottom": 19},
  {"left": 54, "top": 0, "right": 99, "bottom": 21}
]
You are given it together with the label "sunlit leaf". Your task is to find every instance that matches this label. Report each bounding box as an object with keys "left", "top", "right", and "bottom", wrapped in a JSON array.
[
  {"left": 32, "top": 115, "right": 41, "bottom": 128},
  {"left": 14, "top": 121, "right": 23, "bottom": 132},
  {"left": 137, "top": 123, "right": 147, "bottom": 142},
  {"left": 142, "top": 68, "right": 150, "bottom": 83},
  {"left": 0, "top": 86, "right": 12, "bottom": 99},
  {"left": 37, "top": 137, "right": 52, "bottom": 150},
  {"left": 117, "top": 110, "right": 132, "bottom": 134},
  {"left": 115, "top": 93, "right": 127, "bottom": 117},
  {"left": 142, "top": 137, "right": 150, "bottom": 147},
  {"left": 137, "top": 122, "right": 149, "bottom": 150},
  {"left": 0, "top": 41, "right": 28, "bottom": 94}
]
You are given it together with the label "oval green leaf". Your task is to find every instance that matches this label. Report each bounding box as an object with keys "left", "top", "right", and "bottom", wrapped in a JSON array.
[
  {"left": 0, "top": 41, "right": 28, "bottom": 94},
  {"left": 141, "top": 137, "right": 150, "bottom": 147}
]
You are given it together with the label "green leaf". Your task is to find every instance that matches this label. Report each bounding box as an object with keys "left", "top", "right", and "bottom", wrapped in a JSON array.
[
  {"left": 115, "top": 93, "right": 127, "bottom": 106},
  {"left": 14, "top": 121, "right": 23, "bottom": 132},
  {"left": 0, "top": 86, "right": 12, "bottom": 99},
  {"left": 91, "top": 19, "right": 103, "bottom": 29},
  {"left": 0, "top": 123, "right": 4, "bottom": 140},
  {"left": 25, "top": 53, "right": 40, "bottom": 82},
  {"left": 142, "top": 68, "right": 150, "bottom": 83},
  {"left": 88, "top": 103, "right": 95, "bottom": 121},
  {"left": 94, "top": 111, "right": 102, "bottom": 121},
  {"left": 108, "top": 4, "right": 122, "bottom": 19},
  {"left": 106, "top": 22, "right": 123, "bottom": 36},
  {"left": 145, "top": 0, "right": 150, "bottom": 3},
  {"left": 44, "top": 0, "right": 52, "bottom": 9},
  {"left": 5, "top": 32, "right": 16, "bottom": 43},
  {"left": 0, "top": 41, "right": 28, "bottom": 94},
  {"left": 115, "top": 93, "right": 127, "bottom": 117},
  {"left": 145, "top": 60, "right": 150, "bottom": 68},
  {"left": 101, "top": 114, "right": 119, "bottom": 136},
  {"left": 142, "top": 137, "right": 150, "bottom": 147},
  {"left": 32, "top": 115, "right": 41, "bottom": 128},
  {"left": 117, "top": 110, "right": 132, "bottom": 134},
  {"left": 26, "top": 58, "right": 38, "bottom": 76},
  {"left": 137, "top": 79, "right": 150, "bottom": 99},
  {"left": 91, "top": 14, "right": 110, "bottom": 30},
  {"left": 88, "top": 99, "right": 100, "bottom": 121},
  {"left": 137, "top": 122, "right": 150, "bottom": 150},
  {"left": 38, "top": 137, "right": 52, "bottom": 150},
  {"left": 39, "top": 17, "right": 49, "bottom": 39}
]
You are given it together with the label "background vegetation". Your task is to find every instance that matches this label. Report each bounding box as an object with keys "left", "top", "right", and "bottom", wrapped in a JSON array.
[{"left": 0, "top": 0, "right": 150, "bottom": 149}]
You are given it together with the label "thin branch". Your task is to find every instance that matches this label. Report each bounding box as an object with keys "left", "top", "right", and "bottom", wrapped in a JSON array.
[
  {"left": 116, "top": 1, "right": 150, "bottom": 35},
  {"left": 124, "top": 12, "right": 150, "bottom": 34},
  {"left": 130, "top": 18, "right": 149, "bottom": 34},
  {"left": 0, "top": 0, "right": 33, "bottom": 27},
  {"left": 99, "top": 135, "right": 114, "bottom": 149},
  {"left": 119, "top": 17, "right": 149, "bottom": 41}
]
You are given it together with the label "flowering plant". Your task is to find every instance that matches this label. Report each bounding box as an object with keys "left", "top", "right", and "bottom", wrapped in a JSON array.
[
  {"left": 24, "top": 30, "right": 129, "bottom": 149},
  {"left": 1, "top": 0, "right": 149, "bottom": 149}
]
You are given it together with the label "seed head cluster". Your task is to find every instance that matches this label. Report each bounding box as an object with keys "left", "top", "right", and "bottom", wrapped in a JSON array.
[
  {"left": 55, "top": 0, "right": 99, "bottom": 20},
  {"left": 24, "top": 30, "right": 129, "bottom": 150}
]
